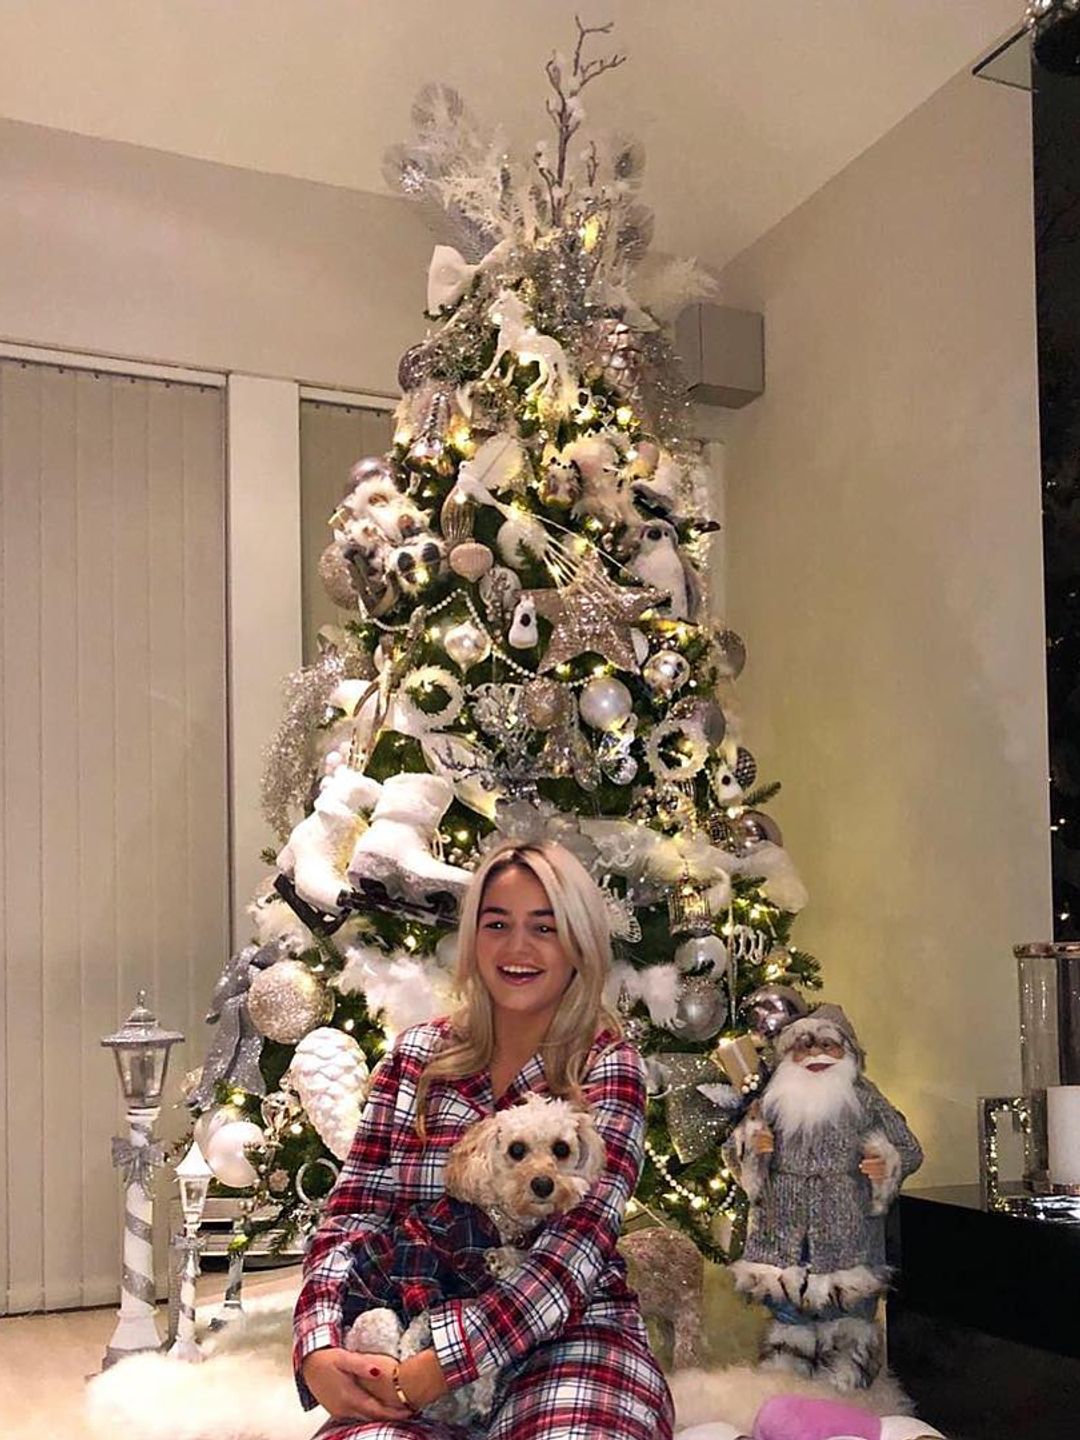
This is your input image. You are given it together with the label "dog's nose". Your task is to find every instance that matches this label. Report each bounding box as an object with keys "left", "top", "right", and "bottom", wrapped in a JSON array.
[{"left": 531, "top": 1176, "right": 555, "bottom": 1199}]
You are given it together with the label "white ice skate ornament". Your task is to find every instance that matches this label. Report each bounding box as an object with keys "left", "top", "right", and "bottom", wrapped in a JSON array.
[
  {"left": 286, "top": 1027, "right": 370, "bottom": 1161},
  {"left": 276, "top": 764, "right": 382, "bottom": 915},
  {"left": 348, "top": 772, "right": 471, "bottom": 907}
]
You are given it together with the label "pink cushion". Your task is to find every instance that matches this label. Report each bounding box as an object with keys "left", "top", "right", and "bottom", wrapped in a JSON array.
[{"left": 753, "top": 1395, "right": 883, "bottom": 1440}]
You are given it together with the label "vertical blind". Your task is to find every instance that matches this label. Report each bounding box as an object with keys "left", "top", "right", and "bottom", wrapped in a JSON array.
[
  {"left": 0, "top": 359, "right": 229, "bottom": 1313},
  {"left": 299, "top": 399, "right": 394, "bottom": 663}
]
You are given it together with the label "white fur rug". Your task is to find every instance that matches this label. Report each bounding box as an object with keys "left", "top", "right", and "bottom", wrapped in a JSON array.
[{"left": 84, "top": 1295, "right": 916, "bottom": 1440}]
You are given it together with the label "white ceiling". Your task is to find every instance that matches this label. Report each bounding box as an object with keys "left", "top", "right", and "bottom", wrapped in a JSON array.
[{"left": 0, "top": 0, "right": 1022, "bottom": 268}]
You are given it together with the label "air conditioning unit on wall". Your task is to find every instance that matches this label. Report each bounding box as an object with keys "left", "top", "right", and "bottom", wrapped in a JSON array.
[{"left": 676, "top": 303, "right": 764, "bottom": 410}]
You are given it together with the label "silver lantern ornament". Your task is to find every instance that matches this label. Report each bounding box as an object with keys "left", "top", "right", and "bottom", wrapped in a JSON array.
[
  {"left": 578, "top": 675, "right": 634, "bottom": 732},
  {"left": 101, "top": 991, "right": 185, "bottom": 1368},
  {"left": 743, "top": 983, "right": 809, "bottom": 1040},
  {"left": 168, "top": 1140, "right": 213, "bottom": 1363},
  {"left": 642, "top": 649, "right": 691, "bottom": 699},
  {"left": 671, "top": 976, "right": 728, "bottom": 1042}
]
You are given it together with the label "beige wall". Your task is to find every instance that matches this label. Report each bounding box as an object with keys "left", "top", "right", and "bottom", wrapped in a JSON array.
[
  {"left": 0, "top": 115, "right": 431, "bottom": 393},
  {"left": 718, "top": 72, "right": 1051, "bottom": 1185}
]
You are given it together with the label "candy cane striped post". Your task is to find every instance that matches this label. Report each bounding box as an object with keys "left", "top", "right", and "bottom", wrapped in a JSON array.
[
  {"left": 103, "top": 1107, "right": 165, "bottom": 1366},
  {"left": 167, "top": 1234, "right": 204, "bottom": 1363}
]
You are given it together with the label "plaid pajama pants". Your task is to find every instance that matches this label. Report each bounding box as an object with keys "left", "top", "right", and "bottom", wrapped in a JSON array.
[{"left": 317, "top": 1318, "right": 673, "bottom": 1440}]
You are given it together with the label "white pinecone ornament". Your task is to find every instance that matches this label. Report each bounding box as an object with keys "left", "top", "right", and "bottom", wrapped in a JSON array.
[{"left": 287, "top": 1026, "right": 370, "bottom": 1161}]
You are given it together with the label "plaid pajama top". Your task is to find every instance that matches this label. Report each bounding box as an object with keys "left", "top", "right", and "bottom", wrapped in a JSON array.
[{"left": 292, "top": 1017, "right": 650, "bottom": 1409}]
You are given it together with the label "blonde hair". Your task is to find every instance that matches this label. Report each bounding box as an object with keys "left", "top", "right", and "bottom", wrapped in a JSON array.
[{"left": 415, "top": 839, "right": 623, "bottom": 1137}]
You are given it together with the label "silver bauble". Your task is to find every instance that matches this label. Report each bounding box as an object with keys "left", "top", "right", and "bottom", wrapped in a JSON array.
[
  {"left": 671, "top": 976, "right": 727, "bottom": 1042},
  {"left": 443, "top": 621, "right": 491, "bottom": 671},
  {"left": 398, "top": 343, "right": 434, "bottom": 392},
  {"left": 674, "top": 933, "right": 728, "bottom": 975},
  {"left": 743, "top": 983, "right": 809, "bottom": 1040},
  {"left": 714, "top": 629, "right": 747, "bottom": 680},
  {"left": 578, "top": 676, "right": 633, "bottom": 732},
  {"left": 247, "top": 960, "right": 333, "bottom": 1044},
  {"left": 642, "top": 650, "right": 690, "bottom": 698}
]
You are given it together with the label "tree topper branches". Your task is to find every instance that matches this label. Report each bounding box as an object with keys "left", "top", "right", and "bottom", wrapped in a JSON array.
[{"left": 536, "top": 15, "right": 627, "bottom": 223}]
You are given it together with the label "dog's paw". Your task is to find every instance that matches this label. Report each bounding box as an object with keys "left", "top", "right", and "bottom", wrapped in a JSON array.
[
  {"left": 400, "top": 1313, "right": 432, "bottom": 1359},
  {"left": 484, "top": 1245, "right": 525, "bottom": 1280}
]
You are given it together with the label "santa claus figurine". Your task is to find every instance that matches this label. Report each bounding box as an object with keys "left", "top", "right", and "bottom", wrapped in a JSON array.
[{"left": 723, "top": 1004, "right": 922, "bottom": 1391}]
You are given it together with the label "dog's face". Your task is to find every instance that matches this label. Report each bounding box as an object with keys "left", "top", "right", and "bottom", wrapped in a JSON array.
[{"left": 445, "top": 1094, "right": 607, "bottom": 1224}]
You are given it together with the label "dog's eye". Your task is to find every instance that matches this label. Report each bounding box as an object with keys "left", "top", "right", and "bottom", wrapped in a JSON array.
[
  {"left": 551, "top": 1140, "right": 571, "bottom": 1161},
  {"left": 507, "top": 1140, "right": 528, "bottom": 1161}
]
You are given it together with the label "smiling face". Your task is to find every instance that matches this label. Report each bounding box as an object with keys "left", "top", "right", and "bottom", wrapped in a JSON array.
[{"left": 474, "top": 863, "right": 578, "bottom": 1032}]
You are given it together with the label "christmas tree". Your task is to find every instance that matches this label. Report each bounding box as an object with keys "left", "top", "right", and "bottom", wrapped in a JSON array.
[{"left": 189, "top": 19, "right": 818, "bottom": 1264}]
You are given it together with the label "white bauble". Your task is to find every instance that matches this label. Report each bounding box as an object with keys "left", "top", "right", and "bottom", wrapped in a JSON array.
[
  {"left": 204, "top": 1120, "right": 266, "bottom": 1189},
  {"left": 288, "top": 1027, "right": 370, "bottom": 1162},
  {"left": 674, "top": 934, "right": 728, "bottom": 974},
  {"left": 192, "top": 1103, "right": 245, "bottom": 1154},
  {"left": 579, "top": 676, "right": 633, "bottom": 732}
]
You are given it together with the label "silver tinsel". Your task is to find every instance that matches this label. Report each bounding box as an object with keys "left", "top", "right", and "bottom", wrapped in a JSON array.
[{"left": 260, "top": 640, "right": 375, "bottom": 841}]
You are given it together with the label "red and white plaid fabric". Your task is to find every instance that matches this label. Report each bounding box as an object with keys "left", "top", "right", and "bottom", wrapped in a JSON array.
[{"left": 294, "top": 1017, "right": 674, "bottom": 1439}]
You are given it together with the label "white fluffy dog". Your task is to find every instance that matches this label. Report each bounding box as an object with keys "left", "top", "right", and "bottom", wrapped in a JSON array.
[{"left": 346, "top": 1093, "right": 606, "bottom": 1423}]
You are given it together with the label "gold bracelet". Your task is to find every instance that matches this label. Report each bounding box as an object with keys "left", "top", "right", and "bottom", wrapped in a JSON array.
[{"left": 391, "top": 1361, "right": 417, "bottom": 1412}]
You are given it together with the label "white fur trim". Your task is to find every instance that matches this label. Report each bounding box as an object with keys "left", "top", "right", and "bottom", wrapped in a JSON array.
[
  {"left": 730, "top": 1261, "right": 885, "bottom": 1313},
  {"left": 726, "top": 1113, "right": 772, "bottom": 1202},
  {"left": 864, "top": 1129, "right": 903, "bottom": 1215}
]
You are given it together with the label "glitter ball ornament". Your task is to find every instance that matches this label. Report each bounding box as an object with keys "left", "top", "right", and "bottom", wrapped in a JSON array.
[
  {"left": 643, "top": 649, "right": 690, "bottom": 698},
  {"left": 398, "top": 343, "right": 435, "bottom": 392},
  {"left": 443, "top": 620, "right": 491, "bottom": 671},
  {"left": 671, "top": 976, "right": 727, "bottom": 1041},
  {"left": 523, "top": 677, "right": 563, "bottom": 729},
  {"left": 319, "top": 544, "right": 360, "bottom": 609},
  {"left": 247, "top": 960, "right": 333, "bottom": 1044},
  {"left": 714, "top": 629, "right": 747, "bottom": 680},
  {"left": 579, "top": 675, "right": 633, "bottom": 731},
  {"left": 287, "top": 1026, "right": 370, "bottom": 1161}
]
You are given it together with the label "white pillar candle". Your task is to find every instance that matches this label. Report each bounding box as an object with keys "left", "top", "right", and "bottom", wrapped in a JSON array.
[{"left": 1046, "top": 1085, "right": 1080, "bottom": 1187}]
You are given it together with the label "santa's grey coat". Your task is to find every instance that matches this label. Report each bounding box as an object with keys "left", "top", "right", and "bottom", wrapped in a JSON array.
[{"left": 724, "top": 1076, "right": 922, "bottom": 1294}]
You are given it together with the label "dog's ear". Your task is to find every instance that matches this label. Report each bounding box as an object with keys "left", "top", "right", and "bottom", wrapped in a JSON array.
[
  {"left": 572, "top": 1110, "right": 608, "bottom": 1183},
  {"left": 444, "top": 1115, "right": 499, "bottom": 1207}
]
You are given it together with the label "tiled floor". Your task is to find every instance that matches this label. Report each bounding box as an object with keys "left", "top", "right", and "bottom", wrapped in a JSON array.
[{"left": 0, "top": 1264, "right": 300, "bottom": 1440}]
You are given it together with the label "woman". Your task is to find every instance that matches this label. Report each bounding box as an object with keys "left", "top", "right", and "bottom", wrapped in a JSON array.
[{"left": 293, "top": 838, "right": 675, "bottom": 1440}]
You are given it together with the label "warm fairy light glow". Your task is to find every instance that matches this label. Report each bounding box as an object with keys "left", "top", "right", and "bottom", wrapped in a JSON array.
[
  {"left": 230, "top": 1091, "right": 246, "bottom": 1106},
  {"left": 290, "top": 1122, "right": 303, "bottom": 1135},
  {"left": 343, "top": 1019, "right": 355, "bottom": 1032},
  {"left": 403, "top": 933, "right": 418, "bottom": 951},
  {"left": 615, "top": 405, "right": 634, "bottom": 426},
  {"left": 394, "top": 427, "right": 412, "bottom": 446},
  {"left": 580, "top": 214, "right": 602, "bottom": 252}
]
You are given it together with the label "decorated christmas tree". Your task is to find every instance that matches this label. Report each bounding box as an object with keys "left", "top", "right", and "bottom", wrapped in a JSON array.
[{"left": 189, "top": 19, "right": 818, "bottom": 1264}]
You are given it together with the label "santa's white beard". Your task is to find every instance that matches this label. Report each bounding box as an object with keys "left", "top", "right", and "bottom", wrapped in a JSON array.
[{"left": 761, "top": 1052, "right": 860, "bottom": 1136}]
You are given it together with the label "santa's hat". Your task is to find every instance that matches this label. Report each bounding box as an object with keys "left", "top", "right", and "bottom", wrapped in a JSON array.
[{"left": 775, "top": 1002, "right": 865, "bottom": 1069}]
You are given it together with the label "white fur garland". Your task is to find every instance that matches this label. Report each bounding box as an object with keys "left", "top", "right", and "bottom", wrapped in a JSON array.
[
  {"left": 606, "top": 959, "right": 681, "bottom": 1028},
  {"left": 336, "top": 941, "right": 454, "bottom": 1037}
]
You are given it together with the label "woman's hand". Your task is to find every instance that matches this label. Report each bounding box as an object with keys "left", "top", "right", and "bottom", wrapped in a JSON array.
[
  {"left": 301, "top": 1347, "right": 413, "bottom": 1422},
  {"left": 398, "top": 1347, "right": 450, "bottom": 1409}
]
